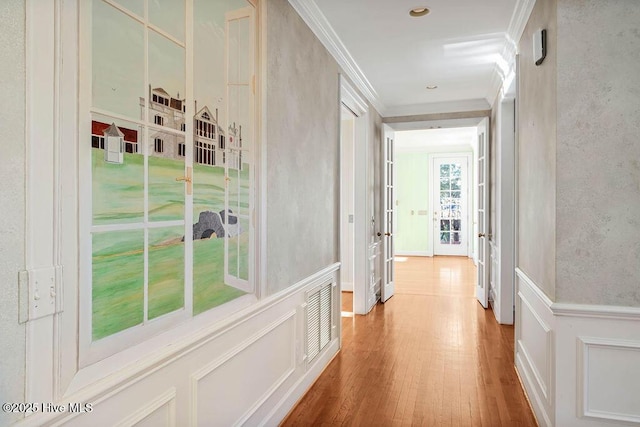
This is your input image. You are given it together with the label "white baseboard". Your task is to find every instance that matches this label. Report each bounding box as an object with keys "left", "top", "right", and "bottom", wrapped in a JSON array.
[
  {"left": 341, "top": 281, "right": 353, "bottom": 292},
  {"left": 394, "top": 251, "right": 430, "bottom": 257}
]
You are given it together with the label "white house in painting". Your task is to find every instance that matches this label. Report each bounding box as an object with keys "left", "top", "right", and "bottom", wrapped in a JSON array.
[
  {"left": 194, "top": 105, "right": 226, "bottom": 167},
  {"left": 90, "top": 87, "right": 241, "bottom": 169}
]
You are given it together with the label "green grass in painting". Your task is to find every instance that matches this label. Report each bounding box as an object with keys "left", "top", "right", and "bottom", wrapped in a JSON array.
[
  {"left": 92, "top": 151, "right": 251, "bottom": 339},
  {"left": 149, "top": 156, "right": 185, "bottom": 221},
  {"left": 92, "top": 149, "right": 144, "bottom": 225},
  {"left": 193, "top": 238, "right": 247, "bottom": 315},
  {"left": 92, "top": 231, "right": 144, "bottom": 340},
  {"left": 148, "top": 227, "right": 185, "bottom": 320}
]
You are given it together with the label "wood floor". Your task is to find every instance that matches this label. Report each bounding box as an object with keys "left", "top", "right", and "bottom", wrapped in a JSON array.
[{"left": 282, "top": 256, "right": 537, "bottom": 426}]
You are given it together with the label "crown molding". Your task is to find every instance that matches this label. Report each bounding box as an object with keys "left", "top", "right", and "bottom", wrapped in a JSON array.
[
  {"left": 288, "top": 0, "right": 387, "bottom": 115},
  {"left": 486, "top": 0, "right": 536, "bottom": 106}
]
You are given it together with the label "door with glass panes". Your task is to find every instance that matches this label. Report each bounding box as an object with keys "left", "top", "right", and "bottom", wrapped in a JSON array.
[
  {"left": 82, "top": 0, "right": 255, "bottom": 362},
  {"left": 432, "top": 156, "right": 469, "bottom": 256}
]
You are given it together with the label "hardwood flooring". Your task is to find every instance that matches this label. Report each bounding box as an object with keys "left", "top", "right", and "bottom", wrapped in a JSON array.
[{"left": 281, "top": 256, "right": 537, "bottom": 426}]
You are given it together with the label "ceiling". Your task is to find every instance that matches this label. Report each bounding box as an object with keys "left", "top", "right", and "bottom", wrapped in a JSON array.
[{"left": 291, "top": 0, "right": 532, "bottom": 117}]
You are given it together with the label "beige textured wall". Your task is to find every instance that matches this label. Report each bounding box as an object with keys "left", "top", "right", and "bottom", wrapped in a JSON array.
[
  {"left": 265, "top": 0, "right": 340, "bottom": 294},
  {"left": 555, "top": 0, "right": 640, "bottom": 306},
  {"left": 517, "top": 0, "right": 557, "bottom": 300},
  {"left": 0, "top": 0, "right": 26, "bottom": 422}
]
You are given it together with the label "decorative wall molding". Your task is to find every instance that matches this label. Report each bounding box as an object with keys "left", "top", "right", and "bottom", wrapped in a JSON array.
[
  {"left": 515, "top": 268, "right": 555, "bottom": 427},
  {"left": 340, "top": 75, "right": 368, "bottom": 117},
  {"left": 190, "top": 310, "right": 297, "bottom": 426},
  {"left": 577, "top": 337, "right": 640, "bottom": 424},
  {"left": 487, "top": 0, "right": 536, "bottom": 106},
  {"left": 551, "top": 303, "right": 640, "bottom": 321},
  {"left": 288, "top": 0, "right": 385, "bottom": 115},
  {"left": 16, "top": 264, "right": 339, "bottom": 427},
  {"left": 114, "top": 388, "right": 177, "bottom": 427}
]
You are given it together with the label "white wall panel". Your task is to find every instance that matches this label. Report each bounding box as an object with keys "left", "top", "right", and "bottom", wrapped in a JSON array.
[
  {"left": 579, "top": 338, "right": 640, "bottom": 423},
  {"left": 192, "top": 312, "right": 296, "bottom": 427},
  {"left": 515, "top": 269, "right": 554, "bottom": 427}
]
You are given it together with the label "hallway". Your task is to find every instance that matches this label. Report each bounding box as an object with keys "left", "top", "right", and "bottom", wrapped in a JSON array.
[{"left": 282, "top": 257, "right": 537, "bottom": 426}]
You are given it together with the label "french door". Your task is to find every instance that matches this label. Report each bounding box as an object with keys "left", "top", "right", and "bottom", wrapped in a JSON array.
[{"left": 432, "top": 156, "right": 469, "bottom": 256}]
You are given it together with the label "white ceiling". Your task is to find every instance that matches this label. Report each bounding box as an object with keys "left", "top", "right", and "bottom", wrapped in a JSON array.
[{"left": 294, "top": 0, "right": 530, "bottom": 117}]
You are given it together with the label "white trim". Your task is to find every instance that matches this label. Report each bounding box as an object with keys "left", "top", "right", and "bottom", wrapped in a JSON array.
[
  {"left": 486, "top": 0, "right": 536, "bottom": 106},
  {"left": 577, "top": 336, "right": 640, "bottom": 424},
  {"left": 113, "top": 388, "right": 177, "bottom": 427},
  {"left": 340, "top": 77, "right": 368, "bottom": 117},
  {"left": 517, "top": 291, "right": 552, "bottom": 401},
  {"left": 25, "top": 0, "right": 58, "bottom": 406},
  {"left": 287, "top": 0, "right": 385, "bottom": 115},
  {"left": 190, "top": 310, "right": 296, "bottom": 427},
  {"left": 394, "top": 251, "right": 431, "bottom": 257},
  {"left": 514, "top": 267, "right": 555, "bottom": 427},
  {"left": 551, "top": 303, "right": 640, "bottom": 321},
  {"left": 515, "top": 268, "right": 554, "bottom": 307}
]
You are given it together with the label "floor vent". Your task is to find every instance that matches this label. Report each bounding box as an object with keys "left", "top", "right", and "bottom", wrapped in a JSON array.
[{"left": 306, "top": 282, "right": 333, "bottom": 363}]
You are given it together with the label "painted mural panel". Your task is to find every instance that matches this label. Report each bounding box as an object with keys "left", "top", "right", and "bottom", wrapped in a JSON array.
[
  {"left": 149, "top": 0, "right": 185, "bottom": 42},
  {"left": 148, "top": 131, "right": 185, "bottom": 221},
  {"left": 92, "top": 0, "right": 144, "bottom": 120},
  {"left": 148, "top": 227, "right": 184, "bottom": 319},
  {"left": 88, "top": 0, "right": 255, "bottom": 345},
  {"left": 92, "top": 116, "right": 144, "bottom": 225},
  {"left": 92, "top": 230, "right": 144, "bottom": 340}
]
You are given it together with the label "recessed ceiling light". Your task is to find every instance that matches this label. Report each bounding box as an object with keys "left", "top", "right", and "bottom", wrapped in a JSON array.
[
  {"left": 426, "top": 85, "right": 438, "bottom": 90},
  {"left": 409, "top": 7, "right": 430, "bottom": 17}
]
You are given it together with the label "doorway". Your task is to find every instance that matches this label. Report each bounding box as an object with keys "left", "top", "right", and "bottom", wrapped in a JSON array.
[
  {"left": 431, "top": 155, "right": 470, "bottom": 257},
  {"left": 340, "top": 105, "right": 356, "bottom": 299}
]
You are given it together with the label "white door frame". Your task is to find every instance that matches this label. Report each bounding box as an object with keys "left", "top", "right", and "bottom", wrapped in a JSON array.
[{"left": 339, "top": 76, "right": 370, "bottom": 315}]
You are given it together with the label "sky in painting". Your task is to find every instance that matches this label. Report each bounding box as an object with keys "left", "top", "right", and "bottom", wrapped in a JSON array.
[{"left": 93, "top": 0, "right": 249, "bottom": 127}]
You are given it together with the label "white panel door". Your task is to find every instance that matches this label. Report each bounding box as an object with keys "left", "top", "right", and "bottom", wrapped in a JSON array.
[
  {"left": 381, "top": 124, "right": 395, "bottom": 303},
  {"left": 476, "top": 119, "right": 490, "bottom": 308},
  {"left": 433, "top": 156, "right": 469, "bottom": 256}
]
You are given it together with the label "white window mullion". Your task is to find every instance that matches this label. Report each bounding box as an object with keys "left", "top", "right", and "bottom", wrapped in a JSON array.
[
  {"left": 143, "top": 0, "right": 150, "bottom": 324},
  {"left": 184, "top": 0, "right": 194, "bottom": 316}
]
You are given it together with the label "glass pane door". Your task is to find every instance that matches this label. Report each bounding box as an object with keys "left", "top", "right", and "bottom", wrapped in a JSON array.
[{"left": 433, "top": 157, "right": 468, "bottom": 256}]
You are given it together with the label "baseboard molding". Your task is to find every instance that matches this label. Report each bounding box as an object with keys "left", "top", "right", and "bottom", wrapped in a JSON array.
[
  {"left": 341, "top": 281, "right": 353, "bottom": 292},
  {"left": 394, "top": 251, "right": 430, "bottom": 257}
]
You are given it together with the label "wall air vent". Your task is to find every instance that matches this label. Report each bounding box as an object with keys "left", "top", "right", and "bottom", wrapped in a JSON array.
[{"left": 306, "top": 281, "right": 334, "bottom": 363}]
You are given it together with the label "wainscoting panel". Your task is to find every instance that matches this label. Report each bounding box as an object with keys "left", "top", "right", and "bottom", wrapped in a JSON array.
[
  {"left": 515, "top": 268, "right": 554, "bottom": 427},
  {"left": 191, "top": 311, "right": 296, "bottom": 427},
  {"left": 114, "top": 389, "right": 176, "bottom": 427},
  {"left": 579, "top": 338, "right": 640, "bottom": 423},
  {"left": 554, "top": 305, "right": 640, "bottom": 427},
  {"left": 18, "top": 265, "right": 340, "bottom": 427}
]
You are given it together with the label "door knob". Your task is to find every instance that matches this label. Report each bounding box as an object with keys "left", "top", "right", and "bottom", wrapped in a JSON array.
[
  {"left": 377, "top": 232, "right": 382, "bottom": 237},
  {"left": 385, "top": 232, "right": 391, "bottom": 236},
  {"left": 478, "top": 233, "right": 485, "bottom": 238}
]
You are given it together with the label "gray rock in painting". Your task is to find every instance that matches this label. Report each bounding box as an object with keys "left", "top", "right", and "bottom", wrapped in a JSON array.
[
  {"left": 188, "top": 209, "right": 242, "bottom": 240},
  {"left": 220, "top": 209, "right": 242, "bottom": 237}
]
